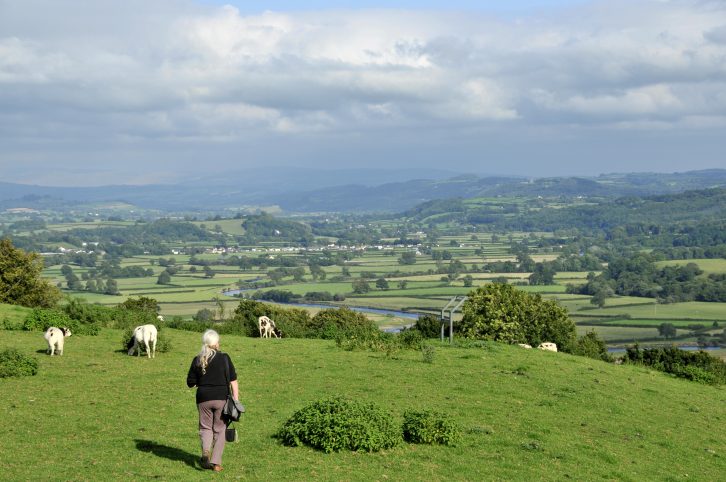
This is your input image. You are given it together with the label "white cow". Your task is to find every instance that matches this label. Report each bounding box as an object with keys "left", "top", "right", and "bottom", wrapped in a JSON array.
[
  {"left": 44, "top": 327, "right": 72, "bottom": 356},
  {"left": 127, "top": 324, "right": 158, "bottom": 358},
  {"left": 538, "top": 342, "right": 558, "bottom": 352},
  {"left": 156, "top": 315, "right": 164, "bottom": 323},
  {"left": 258, "top": 316, "right": 280, "bottom": 338}
]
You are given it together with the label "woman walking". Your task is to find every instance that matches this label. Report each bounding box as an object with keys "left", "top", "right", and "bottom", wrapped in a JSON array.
[{"left": 186, "top": 329, "right": 239, "bottom": 472}]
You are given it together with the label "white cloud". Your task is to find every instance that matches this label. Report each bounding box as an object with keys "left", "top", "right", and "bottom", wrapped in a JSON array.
[{"left": 1, "top": 0, "right": 726, "bottom": 180}]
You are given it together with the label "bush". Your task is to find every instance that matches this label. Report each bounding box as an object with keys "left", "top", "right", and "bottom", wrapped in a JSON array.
[
  {"left": 335, "top": 326, "right": 392, "bottom": 352},
  {"left": 623, "top": 345, "right": 726, "bottom": 385},
  {"left": 23, "top": 308, "right": 99, "bottom": 336},
  {"left": 421, "top": 344, "right": 436, "bottom": 364},
  {"left": 275, "top": 396, "right": 402, "bottom": 452},
  {"left": 414, "top": 314, "right": 442, "bottom": 339},
  {"left": 0, "top": 348, "right": 39, "bottom": 378},
  {"left": 311, "top": 306, "right": 377, "bottom": 340},
  {"left": 397, "top": 328, "right": 424, "bottom": 349},
  {"left": 402, "top": 409, "right": 461, "bottom": 446},
  {"left": 232, "top": 299, "right": 312, "bottom": 338},
  {"left": 573, "top": 331, "right": 612, "bottom": 362}
]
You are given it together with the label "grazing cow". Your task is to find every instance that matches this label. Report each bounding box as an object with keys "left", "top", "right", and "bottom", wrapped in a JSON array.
[
  {"left": 156, "top": 315, "right": 164, "bottom": 323},
  {"left": 537, "top": 342, "right": 558, "bottom": 352},
  {"left": 258, "top": 316, "right": 280, "bottom": 338},
  {"left": 517, "top": 343, "right": 532, "bottom": 349},
  {"left": 127, "top": 324, "right": 158, "bottom": 358},
  {"left": 44, "top": 327, "right": 72, "bottom": 356}
]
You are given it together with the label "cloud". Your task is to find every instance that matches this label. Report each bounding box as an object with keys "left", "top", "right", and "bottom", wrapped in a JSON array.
[{"left": 1, "top": 0, "right": 726, "bottom": 182}]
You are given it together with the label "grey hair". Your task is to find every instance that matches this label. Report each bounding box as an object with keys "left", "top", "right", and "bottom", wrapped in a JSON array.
[{"left": 197, "top": 329, "right": 220, "bottom": 375}]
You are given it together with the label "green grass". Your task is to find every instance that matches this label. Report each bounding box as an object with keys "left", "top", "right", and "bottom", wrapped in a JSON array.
[
  {"left": 1, "top": 329, "right": 724, "bottom": 480},
  {"left": 0, "top": 303, "right": 32, "bottom": 328},
  {"left": 587, "top": 301, "right": 726, "bottom": 321}
]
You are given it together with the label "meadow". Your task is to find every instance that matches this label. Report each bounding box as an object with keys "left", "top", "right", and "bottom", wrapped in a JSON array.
[{"left": 1, "top": 328, "right": 724, "bottom": 481}]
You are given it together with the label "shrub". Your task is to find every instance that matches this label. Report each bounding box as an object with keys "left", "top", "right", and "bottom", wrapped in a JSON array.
[
  {"left": 421, "top": 344, "right": 436, "bottom": 364},
  {"left": 275, "top": 396, "right": 402, "bottom": 453},
  {"left": 402, "top": 410, "right": 461, "bottom": 446},
  {"left": 232, "top": 299, "right": 312, "bottom": 338},
  {"left": 574, "top": 331, "right": 612, "bottom": 362},
  {"left": 0, "top": 348, "right": 39, "bottom": 378},
  {"left": 414, "top": 314, "right": 442, "bottom": 339},
  {"left": 311, "top": 306, "right": 377, "bottom": 340},
  {"left": 335, "top": 326, "right": 392, "bottom": 352},
  {"left": 398, "top": 328, "right": 424, "bottom": 349},
  {"left": 623, "top": 345, "right": 726, "bottom": 385},
  {"left": 23, "top": 308, "right": 100, "bottom": 336}
]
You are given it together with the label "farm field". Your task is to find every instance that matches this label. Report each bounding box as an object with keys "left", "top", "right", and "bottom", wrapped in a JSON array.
[
  {"left": 1, "top": 329, "right": 724, "bottom": 480},
  {"left": 656, "top": 258, "right": 726, "bottom": 275}
]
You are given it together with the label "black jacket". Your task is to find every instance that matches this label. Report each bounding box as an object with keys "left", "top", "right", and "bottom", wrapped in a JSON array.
[{"left": 186, "top": 351, "right": 237, "bottom": 404}]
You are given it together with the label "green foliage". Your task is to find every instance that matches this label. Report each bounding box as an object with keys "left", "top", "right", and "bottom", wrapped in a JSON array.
[
  {"left": 275, "top": 396, "right": 402, "bottom": 453},
  {"left": 573, "top": 331, "right": 612, "bottom": 362},
  {"left": 335, "top": 326, "right": 393, "bottom": 352},
  {"left": 460, "top": 284, "right": 576, "bottom": 352},
  {"left": 658, "top": 323, "right": 677, "bottom": 339},
  {"left": 311, "top": 306, "right": 377, "bottom": 340},
  {"left": 352, "top": 279, "right": 371, "bottom": 294},
  {"left": 397, "top": 328, "right": 424, "bottom": 350},
  {"left": 421, "top": 344, "right": 436, "bottom": 364},
  {"left": 23, "top": 308, "right": 100, "bottom": 335},
  {"left": 0, "top": 348, "right": 39, "bottom": 378},
  {"left": 623, "top": 345, "right": 726, "bottom": 385},
  {"left": 232, "top": 299, "right": 312, "bottom": 338},
  {"left": 402, "top": 410, "right": 461, "bottom": 446},
  {"left": 0, "top": 238, "right": 62, "bottom": 308},
  {"left": 414, "top": 314, "right": 442, "bottom": 339},
  {"left": 118, "top": 297, "right": 160, "bottom": 315}
]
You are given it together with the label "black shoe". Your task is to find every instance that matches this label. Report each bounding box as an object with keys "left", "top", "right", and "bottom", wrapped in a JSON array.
[{"left": 200, "top": 451, "right": 213, "bottom": 469}]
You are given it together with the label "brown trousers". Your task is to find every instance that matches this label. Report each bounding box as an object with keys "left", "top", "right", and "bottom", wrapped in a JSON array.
[{"left": 197, "top": 399, "right": 226, "bottom": 465}]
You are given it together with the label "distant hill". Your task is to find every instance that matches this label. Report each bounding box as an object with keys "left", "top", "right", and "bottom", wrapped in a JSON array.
[
  {"left": 1, "top": 168, "right": 725, "bottom": 213},
  {"left": 398, "top": 186, "right": 726, "bottom": 233}
]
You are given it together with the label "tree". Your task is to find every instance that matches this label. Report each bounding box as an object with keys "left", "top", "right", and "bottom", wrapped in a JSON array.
[
  {"left": 462, "top": 275, "right": 474, "bottom": 288},
  {"left": 352, "top": 279, "right": 371, "bottom": 294},
  {"left": 157, "top": 271, "right": 171, "bottom": 285},
  {"left": 460, "top": 284, "right": 576, "bottom": 352},
  {"left": 194, "top": 308, "right": 214, "bottom": 322},
  {"left": 214, "top": 295, "right": 226, "bottom": 320},
  {"left": 590, "top": 287, "right": 613, "bottom": 308},
  {"left": 119, "top": 296, "right": 160, "bottom": 314},
  {"left": 203, "top": 265, "right": 215, "bottom": 278},
  {"left": 375, "top": 278, "right": 389, "bottom": 290},
  {"left": 397, "top": 280, "right": 408, "bottom": 290},
  {"left": 658, "top": 323, "right": 677, "bottom": 340},
  {"left": 399, "top": 251, "right": 417, "bottom": 265},
  {"left": 0, "top": 238, "right": 61, "bottom": 308},
  {"left": 528, "top": 263, "right": 556, "bottom": 285},
  {"left": 104, "top": 278, "right": 119, "bottom": 295}
]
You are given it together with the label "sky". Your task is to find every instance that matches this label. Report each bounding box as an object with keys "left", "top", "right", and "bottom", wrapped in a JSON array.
[{"left": 1, "top": 0, "right": 726, "bottom": 186}]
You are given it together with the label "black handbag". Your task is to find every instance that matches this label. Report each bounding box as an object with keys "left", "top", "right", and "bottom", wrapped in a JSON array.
[{"left": 221, "top": 354, "right": 245, "bottom": 424}]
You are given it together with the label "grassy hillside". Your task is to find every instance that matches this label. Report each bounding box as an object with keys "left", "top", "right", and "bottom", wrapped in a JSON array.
[
  {"left": 1, "top": 329, "right": 724, "bottom": 480},
  {"left": 0, "top": 303, "right": 32, "bottom": 328}
]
